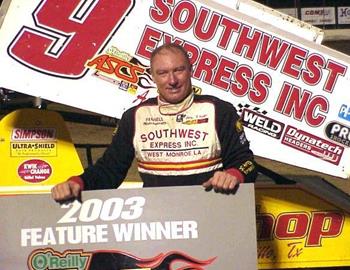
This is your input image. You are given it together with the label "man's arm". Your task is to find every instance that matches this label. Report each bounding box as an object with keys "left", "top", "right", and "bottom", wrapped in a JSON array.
[
  {"left": 51, "top": 109, "right": 135, "bottom": 202},
  {"left": 219, "top": 101, "right": 258, "bottom": 182},
  {"left": 203, "top": 99, "right": 257, "bottom": 191},
  {"left": 80, "top": 109, "right": 135, "bottom": 190}
]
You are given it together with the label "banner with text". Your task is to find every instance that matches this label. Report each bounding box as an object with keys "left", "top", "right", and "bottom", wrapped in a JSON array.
[
  {"left": 0, "top": 108, "right": 83, "bottom": 194},
  {"left": 256, "top": 185, "right": 350, "bottom": 269},
  {"left": 0, "top": 0, "right": 350, "bottom": 178},
  {"left": 0, "top": 185, "right": 257, "bottom": 270}
]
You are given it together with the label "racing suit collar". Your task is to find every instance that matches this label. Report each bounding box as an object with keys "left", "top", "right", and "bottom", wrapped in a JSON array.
[{"left": 158, "top": 91, "right": 194, "bottom": 115}]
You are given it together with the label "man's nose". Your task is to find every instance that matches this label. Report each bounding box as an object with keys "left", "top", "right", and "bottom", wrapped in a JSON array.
[{"left": 168, "top": 72, "right": 178, "bottom": 85}]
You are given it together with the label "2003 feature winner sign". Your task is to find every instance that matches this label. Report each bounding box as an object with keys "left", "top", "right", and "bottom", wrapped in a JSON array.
[
  {"left": 0, "top": 0, "right": 350, "bottom": 179},
  {"left": 0, "top": 185, "right": 258, "bottom": 269}
]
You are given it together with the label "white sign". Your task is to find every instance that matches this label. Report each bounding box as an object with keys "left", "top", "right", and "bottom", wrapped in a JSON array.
[
  {"left": 301, "top": 7, "right": 336, "bottom": 25},
  {"left": 0, "top": 0, "right": 350, "bottom": 179},
  {"left": 0, "top": 185, "right": 257, "bottom": 269},
  {"left": 338, "top": 7, "right": 350, "bottom": 24}
]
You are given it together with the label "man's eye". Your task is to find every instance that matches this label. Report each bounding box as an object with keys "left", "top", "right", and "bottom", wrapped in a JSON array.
[{"left": 175, "top": 67, "right": 186, "bottom": 72}]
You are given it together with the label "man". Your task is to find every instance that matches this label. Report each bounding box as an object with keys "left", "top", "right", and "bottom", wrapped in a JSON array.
[{"left": 51, "top": 43, "right": 257, "bottom": 202}]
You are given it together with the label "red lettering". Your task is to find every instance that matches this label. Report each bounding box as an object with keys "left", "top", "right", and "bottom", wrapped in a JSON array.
[
  {"left": 302, "top": 53, "right": 325, "bottom": 85},
  {"left": 305, "top": 96, "right": 328, "bottom": 127},
  {"left": 149, "top": 0, "right": 173, "bottom": 23},
  {"left": 136, "top": 26, "right": 162, "bottom": 60},
  {"left": 233, "top": 25, "right": 261, "bottom": 60},
  {"left": 250, "top": 72, "right": 270, "bottom": 104},
  {"left": 257, "top": 211, "right": 344, "bottom": 247},
  {"left": 275, "top": 213, "right": 309, "bottom": 239},
  {"left": 183, "top": 42, "right": 201, "bottom": 65},
  {"left": 274, "top": 82, "right": 328, "bottom": 127},
  {"left": 193, "top": 49, "right": 218, "bottom": 83},
  {"left": 323, "top": 60, "right": 347, "bottom": 93},
  {"left": 212, "top": 57, "right": 237, "bottom": 91},
  {"left": 283, "top": 85, "right": 311, "bottom": 121},
  {"left": 172, "top": 1, "right": 196, "bottom": 32},
  {"left": 256, "top": 214, "right": 275, "bottom": 240},
  {"left": 163, "top": 33, "right": 184, "bottom": 45},
  {"left": 9, "top": 0, "right": 133, "bottom": 77},
  {"left": 306, "top": 212, "right": 344, "bottom": 246},
  {"left": 231, "top": 65, "right": 252, "bottom": 97},
  {"left": 258, "top": 34, "right": 289, "bottom": 70},
  {"left": 217, "top": 17, "right": 241, "bottom": 49},
  {"left": 281, "top": 46, "right": 307, "bottom": 79},
  {"left": 194, "top": 7, "right": 221, "bottom": 41}
]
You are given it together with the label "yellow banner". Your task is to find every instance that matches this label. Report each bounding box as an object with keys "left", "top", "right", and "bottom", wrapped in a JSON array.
[
  {"left": 256, "top": 185, "right": 350, "bottom": 269},
  {"left": 0, "top": 109, "right": 83, "bottom": 194}
]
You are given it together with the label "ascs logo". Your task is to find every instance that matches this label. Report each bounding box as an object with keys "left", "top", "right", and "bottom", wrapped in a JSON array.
[{"left": 338, "top": 104, "right": 350, "bottom": 122}]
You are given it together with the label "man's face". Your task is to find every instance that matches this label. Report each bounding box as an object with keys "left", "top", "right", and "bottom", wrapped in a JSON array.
[{"left": 151, "top": 48, "right": 192, "bottom": 104}]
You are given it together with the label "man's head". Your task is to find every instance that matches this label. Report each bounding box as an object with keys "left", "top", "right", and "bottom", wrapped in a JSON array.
[{"left": 150, "top": 43, "right": 193, "bottom": 104}]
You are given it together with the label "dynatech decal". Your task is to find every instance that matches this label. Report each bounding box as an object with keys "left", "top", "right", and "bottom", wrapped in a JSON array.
[{"left": 282, "top": 126, "right": 344, "bottom": 165}]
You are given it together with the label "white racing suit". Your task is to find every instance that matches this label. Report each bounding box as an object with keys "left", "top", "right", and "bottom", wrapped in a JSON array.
[{"left": 79, "top": 93, "right": 257, "bottom": 189}]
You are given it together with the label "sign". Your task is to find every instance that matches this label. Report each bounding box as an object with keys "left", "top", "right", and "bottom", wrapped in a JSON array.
[
  {"left": 0, "top": 0, "right": 349, "bottom": 179},
  {"left": 301, "top": 7, "right": 336, "bottom": 25},
  {"left": 338, "top": 6, "right": 350, "bottom": 24},
  {"left": 0, "top": 108, "right": 83, "bottom": 194},
  {"left": 0, "top": 185, "right": 257, "bottom": 269},
  {"left": 256, "top": 184, "right": 350, "bottom": 268}
]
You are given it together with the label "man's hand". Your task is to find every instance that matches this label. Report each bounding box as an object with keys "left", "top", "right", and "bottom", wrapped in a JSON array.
[
  {"left": 202, "top": 171, "right": 240, "bottom": 192},
  {"left": 51, "top": 179, "right": 81, "bottom": 202}
]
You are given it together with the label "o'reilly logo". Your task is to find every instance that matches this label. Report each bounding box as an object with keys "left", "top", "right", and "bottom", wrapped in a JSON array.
[
  {"left": 325, "top": 121, "right": 350, "bottom": 147},
  {"left": 242, "top": 109, "right": 284, "bottom": 139},
  {"left": 28, "top": 248, "right": 91, "bottom": 270}
]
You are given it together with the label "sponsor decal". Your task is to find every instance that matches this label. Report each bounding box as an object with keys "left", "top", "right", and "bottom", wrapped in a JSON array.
[
  {"left": 183, "top": 118, "right": 209, "bottom": 125},
  {"left": 257, "top": 208, "right": 345, "bottom": 260},
  {"left": 192, "top": 85, "right": 202, "bottom": 95},
  {"left": 174, "top": 114, "right": 208, "bottom": 125},
  {"left": 10, "top": 142, "right": 57, "bottom": 157},
  {"left": 239, "top": 160, "right": 255, "bottom": 175},
  {"left": 17, "top": 159, "right": 52, "bottom": 183},
  {"left": 235, "top": 118, "right": 244, "bottom": 132},
  {"left": 242, "top": 109, "right": 284, "bottom": 139},
  {"left": 176, "top": 114, "right": 186, "bottom": 123},
  {"left": 237, "top": 104, "right": 267, "bottom": 115},
  {"left": 86, "top": 46, "right": 154, "bottom": 91},
  {"left": 119, "top": 80, "right": 129, "bottom": 91},
  {"left": 28, "top": 248, "right": 91, "bottom": 270},
  {"left": 338, "top": 7, "right": 350, "bottom": 24},
  {"left": 325, "top": 121, "right": 350, "bottom": 147},
  {"left": 143, "top": 117, "right": 166, "bottom": 126},
  {"left": 10, "top": 127, "right": 57, "bottom": 157},
  {"left": 282, "top": 126, "right": 344, "bottom": 165},
  {"left": 11, "top": 128, "right": 56, "bottom": 141},
  {"left": 338, "top": 104, "right": 350, "bottom": 122}
]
